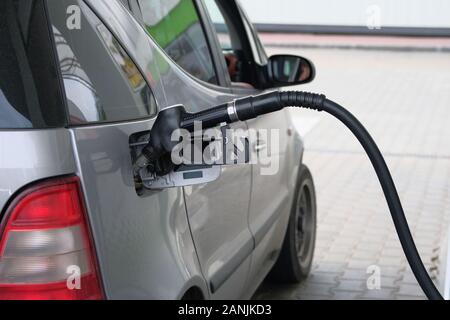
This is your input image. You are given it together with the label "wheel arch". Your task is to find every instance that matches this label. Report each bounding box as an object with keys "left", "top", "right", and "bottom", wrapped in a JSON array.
[{"left": 177, "top": 276, "right": 209, "bottom": 300}]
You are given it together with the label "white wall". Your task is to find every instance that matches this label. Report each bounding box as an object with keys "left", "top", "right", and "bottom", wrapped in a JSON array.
[{"left": 239, "top": 0, "right": 450, "bottom": 28}]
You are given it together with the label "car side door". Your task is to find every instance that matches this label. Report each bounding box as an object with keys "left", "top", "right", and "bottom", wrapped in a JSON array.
[
  {"left": 125, "top": 0, "right": 254, "bottom": 299},
  {"left": 202, "top": 0, "right": 296, "bottom": 294}
]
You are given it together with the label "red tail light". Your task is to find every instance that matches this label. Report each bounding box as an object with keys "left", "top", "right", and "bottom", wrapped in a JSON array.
[{"left": 0, "top": 176, "right": 103, "bottom": 300}]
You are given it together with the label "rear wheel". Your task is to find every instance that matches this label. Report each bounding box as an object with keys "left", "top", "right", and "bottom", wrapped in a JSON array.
[{"left": 269, "top": 165, "right": 317, "bottom": 283}]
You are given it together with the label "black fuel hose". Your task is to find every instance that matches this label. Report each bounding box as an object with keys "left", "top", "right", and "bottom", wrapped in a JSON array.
[
  {"left": 228, "top": 91, "right": 443, "bottom": 300},
  {"left": 312, "top": 96, "right": 442, "bottom": 300},
  {"left": 141, "top": 90, "right": 444, "bottom": 299}
]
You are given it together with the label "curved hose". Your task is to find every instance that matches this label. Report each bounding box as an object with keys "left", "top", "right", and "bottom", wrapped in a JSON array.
[
  {"left": 279, "top": 92, "right": 442, "bottom": 300},
  {"left": 140, "top": 89, "right": 444, "bottom": 299}
]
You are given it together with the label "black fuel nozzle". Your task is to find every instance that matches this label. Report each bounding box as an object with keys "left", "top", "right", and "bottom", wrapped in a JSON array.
[
  {"left": 135, "top": 90, "right": 325, "bottom": 174},
  {"left": 133, "top": 106, "right": 186, "bottom": 176}
]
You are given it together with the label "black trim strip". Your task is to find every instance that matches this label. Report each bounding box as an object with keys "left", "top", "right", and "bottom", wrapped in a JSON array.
[
  {"left": 209, "top": 236, "right": 254, "bottom": 294},
  {"left": 253, "top": 210, "right": 281, "bottom": 247}
]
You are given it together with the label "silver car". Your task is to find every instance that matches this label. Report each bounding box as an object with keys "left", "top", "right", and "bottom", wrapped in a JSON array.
[{"left": 0, "top": 0, "right": 316, "bottom": 300}]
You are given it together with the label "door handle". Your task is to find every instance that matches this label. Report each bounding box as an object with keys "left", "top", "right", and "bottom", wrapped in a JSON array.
[{"left": 254, "top": 140, "right": 267, "bottom": 153}]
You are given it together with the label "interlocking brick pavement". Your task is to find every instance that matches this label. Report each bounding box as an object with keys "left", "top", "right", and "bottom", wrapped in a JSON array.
[{"left": 254, "top": 47, "right": 450, "bottom": 300}]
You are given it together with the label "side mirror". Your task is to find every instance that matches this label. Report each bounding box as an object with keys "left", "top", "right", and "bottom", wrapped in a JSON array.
[{"left": 268, "top": 54, "right": 316, "bottom": 86}]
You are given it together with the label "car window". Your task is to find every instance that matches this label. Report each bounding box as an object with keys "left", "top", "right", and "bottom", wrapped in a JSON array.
[
  {"left": 0, "top": 0, "right": 66, "bottom": 129},
  {"left": 203, "top": 0, "right": 257, "bottom": 87},
  {"left": 137, "top": 0, "right": 218, "bottom": 85},
  {"left": 203, "top": 0, "right": 232, "bottom": 51},
  {"left": 47, "top": 0, "right": 157, "bottom": 125}
]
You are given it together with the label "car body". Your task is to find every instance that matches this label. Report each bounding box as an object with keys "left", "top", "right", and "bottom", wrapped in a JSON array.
[{"left": 0, "top": 0, "right": 314, "bottom": 299}]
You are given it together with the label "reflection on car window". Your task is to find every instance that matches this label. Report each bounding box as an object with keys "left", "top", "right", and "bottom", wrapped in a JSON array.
[
  {"left": 47, "top": 0, "right": 157, "bottom": 124},
  {"left": 138, "top": 0, "right": 218, "bottom": 85}
]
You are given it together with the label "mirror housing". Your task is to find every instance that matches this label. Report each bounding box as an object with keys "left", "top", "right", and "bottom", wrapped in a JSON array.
[{"left": 267, "top": 54, "right": 316, "bottom": 87}]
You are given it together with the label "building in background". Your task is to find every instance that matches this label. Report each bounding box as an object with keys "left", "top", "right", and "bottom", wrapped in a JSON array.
[{"left": 239, "top": 0, "right": 450, "bottom": 36}]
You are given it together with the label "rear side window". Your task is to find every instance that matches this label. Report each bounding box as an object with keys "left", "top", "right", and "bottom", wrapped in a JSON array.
[
  {"left": 137, "top": 0, "right": 218, "bottom": 85},
  {"left": 0, "top": 0, "right": 66, "bottom": 129},
  {"left": 47, "top": 0, "right": 157, "bottom": 125}
]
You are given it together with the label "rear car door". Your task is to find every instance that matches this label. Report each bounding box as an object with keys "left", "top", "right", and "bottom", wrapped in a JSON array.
[{"left": 126, "top": 0, "right": 254, "bottom": 298}]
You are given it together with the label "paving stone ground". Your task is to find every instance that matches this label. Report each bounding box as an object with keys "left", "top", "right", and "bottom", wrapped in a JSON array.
[{"left": 254, "top": 47, "right": 450, "bottom": 300}]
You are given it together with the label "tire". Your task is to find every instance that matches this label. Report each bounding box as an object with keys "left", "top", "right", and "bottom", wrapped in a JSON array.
[{"left": 268, "top": 165, "right": 317, "bottom": 283}]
